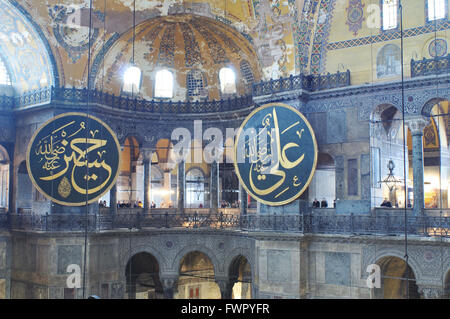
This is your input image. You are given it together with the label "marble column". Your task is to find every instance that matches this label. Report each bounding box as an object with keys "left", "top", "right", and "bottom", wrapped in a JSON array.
[
  {"left": 215, "top": 276, "right": 235, "bottom": 299},
  {"left": 239, "top": 183, "right": 247, "bottom": 215},
  {"left": 142, "top": 150, "right": 152, "bottom": 213},
  {"left": 160, "top": 276, "right": 178, "bottom": 299},
  {"left": 210, "top": 161, "right": 219, "bottom": 213},
  {"left": 406, "top": 116, "right": 430, "bottom": 215},
  {"left": 418, "top": 285, "right": 443, "bottom": 299},
  {"left": 177, "top": 161, "right": 185, "bottom": 213},
  {"left": 109, "top": 184, "right": 117, "bottom": 215}
]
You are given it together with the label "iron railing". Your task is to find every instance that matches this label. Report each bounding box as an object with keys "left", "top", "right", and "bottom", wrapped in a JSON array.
[
  {"left": 1, "top": 86, "right": 254, "bottom": 112},
  {"left": 252, "top": 70, "right": 351, "bottom": 96},
  {"left": 3, "top": 212, "right": 449, "bottom": 238},
  {"left": 411, "top": 54, "right": 450, "bottom": 77}
]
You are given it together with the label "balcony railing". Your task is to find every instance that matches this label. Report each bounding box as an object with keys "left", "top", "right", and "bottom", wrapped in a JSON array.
[
  {"left": 0, "top": 86, "right": 254, "bottom": 112},
  {"left": 3, "top": 212, "right": 449, "bottom": 238},
  {"left": 411, "top": 54, "right": 450, "bottom": 77},
  {"left": 252, "top": 70, "right": 351, "bottom": 96}
]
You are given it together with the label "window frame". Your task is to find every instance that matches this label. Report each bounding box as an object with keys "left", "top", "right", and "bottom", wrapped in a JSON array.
[
  {"left": 380, "top": 0, "right": 399, "bottom": 32},
  {"left": 426, "top": 0, "right": 448, "bottom": 23},
  {"left": 0, "top": 54, "right": 12, "bottom": 86},
  {"left": 121, "top": 64, "right": 142, "bottom": 96},
  {"left": 218, "top": 66, "right": 237, "bottom": 97},
  {"left": 154, "top": 69, "right": 174, "bottom": 99}
]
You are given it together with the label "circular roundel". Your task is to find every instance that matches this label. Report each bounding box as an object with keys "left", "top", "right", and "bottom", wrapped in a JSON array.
[
  {"left": 234, "top": 103, "right": 318, "bottom": 206},
  {"left": 26, "top": 112, "right": 121, "bottom": 206}
]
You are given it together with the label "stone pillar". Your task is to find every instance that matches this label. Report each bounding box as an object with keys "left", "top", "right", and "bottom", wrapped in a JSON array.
[
  {"left": 210, "top": 161, "right": 219, "bottom": 213},
  {"left": 177, "top": 161, "right": 185, "bottom": 213},
  {"left": 239, "top": 183, "right": 247, "bottom": 215},
  {"left": 418, "top": 285, "right": 443, "bottom": 299},
  {"left": 109, "top": 184, "right": 117, "bottom": 215},
  {"left": 406, "top": 116, "right": 430, "bottom": 215},
  {"left": 215, "top": 276, "right": 235, "bottom": 299},
  {"left": 142, "top": 150, "right": 152, "bottom": 213},
  {"left": 160, "top": 276, "right": 178, "bottom": 299}
]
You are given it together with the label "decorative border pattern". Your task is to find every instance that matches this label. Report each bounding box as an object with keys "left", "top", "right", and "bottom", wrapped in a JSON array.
[
  {"left": 328, "top": 19, "right": 450, "bottom": 50},
  {"left": 310, "top": 0, "right": 337, "bottom": 74}
]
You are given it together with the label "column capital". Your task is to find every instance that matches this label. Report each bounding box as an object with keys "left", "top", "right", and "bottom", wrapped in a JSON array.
[
  {"left": 215, "top": 276, "right": 235, "bottom": 299},
  {"left": 405, "top": 115, "right": 430, "bottom": 135},
  {"left": 418, "top": 285, "right": 443, "bottom": 299},
  {"left": 139, "top": 149, "right": 154, "bottom": 163}
]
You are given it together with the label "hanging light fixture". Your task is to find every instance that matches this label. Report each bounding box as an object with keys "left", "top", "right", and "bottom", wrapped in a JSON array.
[
  {"left": 123, "top": 0, "right": 141, "bottom": 94},
  {"left": 382, "top": 160, "right": 403, "bottom": 192}
]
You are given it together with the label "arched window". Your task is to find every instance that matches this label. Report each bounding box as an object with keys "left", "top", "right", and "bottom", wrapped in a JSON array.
[
  {"left": 428, "top": 0, "right": 446, "bottom": 21},
  {"left": 382, "top": 0, "right": 398, "bottom": 30},
  {"left": 219, "top": 67, "right": 236, "bottom": 95},
  {"left": 123, "top": 65, "right": 142, "bottom": 94},
  {"left": 377, "top": 44, "right": 401, "bottom": 78},
  {"left": 154, "top": 69, "right": 174, "bottom": 98},
  {"left": 0, "top": 57, "right": 11, "bottom": 86},
  {"left": 187, "top": 70, "right": 207, "bottom": 100},
  {"left": 186, "top": 168, "right": 205, "bottom": 208}
]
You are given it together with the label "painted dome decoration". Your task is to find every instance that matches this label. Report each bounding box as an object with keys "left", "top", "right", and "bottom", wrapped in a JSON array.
[{"left": 98, "top": 14, "right": 262, "bottom": 101}]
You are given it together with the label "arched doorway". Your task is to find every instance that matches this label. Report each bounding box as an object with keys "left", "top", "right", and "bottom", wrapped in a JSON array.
[
  {"left": 229, "top": 255, "right": 252, "bottom": 299},
  {"left": 308, "top": 153, "right": 335, "bottom": 208},
  {"left": 375, "top": 256, "right": 420, "bottom": 299},
  {"left": 125, "top": 252, "right": 162, "bottom": 299},
  {"left": 176, "top": 251, "right": 220, "bottom": 299},
  {"left": 0, "top": 145, "right": 9, "bottom": 212}
]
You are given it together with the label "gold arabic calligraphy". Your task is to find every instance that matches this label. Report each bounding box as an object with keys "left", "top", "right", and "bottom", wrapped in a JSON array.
[
  {"left": 34, "top": 120, "right": 113, "bottom": 196},
  {"left": 245, "top": 108, "right": 305, "bottom": 198}
]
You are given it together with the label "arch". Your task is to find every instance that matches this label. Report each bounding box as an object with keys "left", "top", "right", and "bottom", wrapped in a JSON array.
[
  {"left": 375, "top": 255, "right": 420, "bottom": 299},
  {"left": 0, "top": 0, "right": 58, "bottom": 92},
  {"left": 172, "top": 245, "right": 222, "bottom": 275},
  {"left": 176, "top": 250, "right": 221, "bottom": 299},
  {"left": 125, "top": 251, "right": 163, "bottom": 299},
  {"left": 228, "top": 254, "right": 252, "bottom": 299},
  {"left": 377, "top": 44, "right": 401, "bottom": 79},
  {"left": 421, "top": 98, "right": 448, "bottom": 116},
  {"left": 309, "top": 152, "right": 336, "bottom": 207}
]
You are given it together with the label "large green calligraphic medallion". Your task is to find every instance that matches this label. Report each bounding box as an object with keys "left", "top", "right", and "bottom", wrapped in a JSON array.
[
  {"left": 234, "top": 103, "right": 318, "bottom": 206},
  {"left": 26, "top": 113, "right": 121, "bottom": 206}
]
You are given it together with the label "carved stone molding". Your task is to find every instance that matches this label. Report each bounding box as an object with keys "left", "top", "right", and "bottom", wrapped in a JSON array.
[
  {"left": 418, "top": 285, "right": 443, "bottom": 299},
  {"left": 405, "top": 115, "right": 430, "bottom": 135}
]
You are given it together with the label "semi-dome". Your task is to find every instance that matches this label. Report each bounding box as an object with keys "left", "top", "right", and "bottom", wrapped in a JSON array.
[{"left": 97, "top": 14, "right": 262, "bottom": 101}]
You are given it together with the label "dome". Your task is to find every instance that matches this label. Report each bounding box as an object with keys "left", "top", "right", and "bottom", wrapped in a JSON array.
[{"left": 97, "top": 14, "right": 262, "bottom": 101}]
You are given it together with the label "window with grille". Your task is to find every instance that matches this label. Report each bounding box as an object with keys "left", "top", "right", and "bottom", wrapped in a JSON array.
[
  {"left": 240, "top": 60, "right": 254, "bottom": 84},
  {"left": 187, "top": 70, "right": 206, "bottom": 99},
  {"left": 240, "top": 60, "right": 254, "bottom": 93},
  {"left": 0, "top": 57, "right": 11, "bottom": 85}
]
